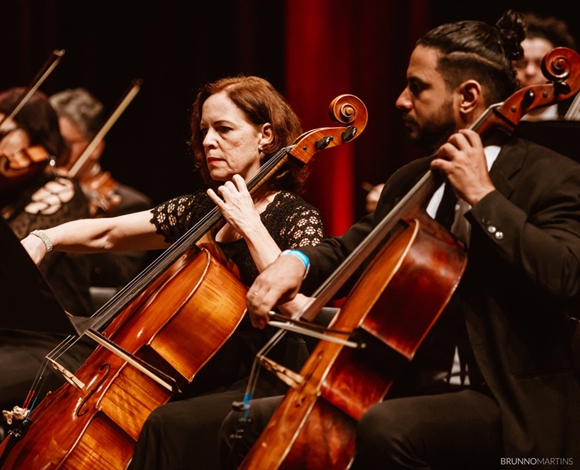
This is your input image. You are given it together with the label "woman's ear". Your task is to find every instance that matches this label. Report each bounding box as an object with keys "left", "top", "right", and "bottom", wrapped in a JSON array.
[{"left": 259, "top": 123, "right": 274, "bottom": 148}]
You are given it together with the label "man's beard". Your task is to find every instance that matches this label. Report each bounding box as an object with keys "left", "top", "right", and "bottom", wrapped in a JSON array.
[{"left": 405, "top": 100, "right": 456, "bottom": 150}]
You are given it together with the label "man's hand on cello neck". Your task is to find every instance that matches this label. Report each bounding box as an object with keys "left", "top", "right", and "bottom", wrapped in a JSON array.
[{"left": 246, "top": 253, "right": 306, "bottom": 329}]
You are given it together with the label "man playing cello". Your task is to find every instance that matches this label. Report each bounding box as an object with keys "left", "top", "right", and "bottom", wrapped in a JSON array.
[{"left": 224, "top": 10, "right": 580, "bottom": 469}]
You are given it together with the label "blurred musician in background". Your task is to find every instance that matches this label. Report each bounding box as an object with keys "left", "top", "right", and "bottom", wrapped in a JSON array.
[
  {"left": 49, "top": 88, "right": 153, "bottom": 218},
  {"left": 0, "top": 88, "right": 95, "bottom": 434},
  {"left": 0, "top": 87, "right": 93, "bottom": 315},
  {"left": 50, "top": 88, "right": 153, "bottom": 298},
  {"left": 513, "top": 12, "right": 577, "bottom": 92}
]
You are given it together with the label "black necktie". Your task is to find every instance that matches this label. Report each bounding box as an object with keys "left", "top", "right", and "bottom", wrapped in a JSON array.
[{"left": 435, "top": 183, "right": 457, "bottom": 230}]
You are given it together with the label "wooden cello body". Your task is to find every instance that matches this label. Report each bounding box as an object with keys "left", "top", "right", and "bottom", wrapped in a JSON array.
[
  {"left": 239, "top": 47, "right": 580, "bottom": 469},
  {"left": 0, "top": 247, "right": 247, "bottom": 469},
  {"left": 240, "top": 196, "right": 466, "bottom": 470},
  {"left": 0, "top": 95, "right": 368, "bottom": 469}
]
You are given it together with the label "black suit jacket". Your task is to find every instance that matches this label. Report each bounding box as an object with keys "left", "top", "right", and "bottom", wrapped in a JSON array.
[{"left": 301, "top": 137, "right": 580, "bottom": 463}]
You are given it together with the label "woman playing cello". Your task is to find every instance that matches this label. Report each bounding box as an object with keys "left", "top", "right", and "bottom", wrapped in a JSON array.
[{"left": 21, "top": 75, "right": 324, "bottom": 469}]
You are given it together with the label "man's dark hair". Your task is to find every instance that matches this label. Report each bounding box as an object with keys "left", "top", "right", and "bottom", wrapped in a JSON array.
[{"left": 418, "top": 10, "right": 526, "bottom": 106}]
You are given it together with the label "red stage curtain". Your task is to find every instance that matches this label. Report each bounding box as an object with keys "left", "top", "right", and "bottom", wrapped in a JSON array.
[{"left": 284, "top": 0, "right": 430, "bottom": 236}]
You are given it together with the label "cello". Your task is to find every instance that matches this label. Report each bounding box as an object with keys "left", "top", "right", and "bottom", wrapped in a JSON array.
[
  {"left": 0, "top": 94, "right": 368, "bottom": 469},
  {"left": 237, "top": 47, "right": 580, "bottom": 469}
]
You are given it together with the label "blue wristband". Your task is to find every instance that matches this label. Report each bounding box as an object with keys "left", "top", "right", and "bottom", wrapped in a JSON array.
[{"left": 280, "top": 249, "right": 310, "bottom": 279}]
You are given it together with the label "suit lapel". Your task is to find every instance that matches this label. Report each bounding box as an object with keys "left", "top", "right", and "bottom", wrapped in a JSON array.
[{"left": 488, "top": 138, "right": 525, "bottom": 199}]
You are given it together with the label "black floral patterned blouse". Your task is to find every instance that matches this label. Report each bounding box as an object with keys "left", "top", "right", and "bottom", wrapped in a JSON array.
[{"left": 150, "top": 190, "right": 324, "bottom": 286}]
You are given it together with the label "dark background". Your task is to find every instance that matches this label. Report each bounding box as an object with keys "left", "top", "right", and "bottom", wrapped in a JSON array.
[{"left": 3, "top": 0, "right": 579, "bottom": 235}]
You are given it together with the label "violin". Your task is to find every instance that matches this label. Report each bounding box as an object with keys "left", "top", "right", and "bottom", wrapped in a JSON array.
[
  {"left": 0, "top": 94, "right": 368, "bottom": 469},
  {"left": 237, "top": 47, "right": 580, "bottom": 470},
  {"left": 0, "top": 145, "right": 53, "bottom": 199},
  {"left": 0, "top": 119, "right": 55, "bottom": 210},
  {"left": 0, "top": 50, "right": 64, "bottom": 200},
  {"left": 80, "top": 169, "right": 121, "bottom": 216}
]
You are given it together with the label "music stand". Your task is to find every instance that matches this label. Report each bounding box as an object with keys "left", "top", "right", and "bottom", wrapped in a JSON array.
[{"left": 0, "top": 217, "right": 77, "bottom": 335}]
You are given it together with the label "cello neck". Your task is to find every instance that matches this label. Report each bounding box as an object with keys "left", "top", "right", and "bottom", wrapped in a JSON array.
[{"left": 84, "top": 95, "right": 369, "bottom": 334}]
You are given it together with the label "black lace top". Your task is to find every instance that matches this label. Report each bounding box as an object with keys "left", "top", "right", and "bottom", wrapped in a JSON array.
[{"left": 150, "top": 190, "right": 324, "bottom": 286}]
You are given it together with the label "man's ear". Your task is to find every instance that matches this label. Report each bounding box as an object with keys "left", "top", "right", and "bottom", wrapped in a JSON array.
[{"left": 457, "top": 80, "right": 484, "bottom": 117}]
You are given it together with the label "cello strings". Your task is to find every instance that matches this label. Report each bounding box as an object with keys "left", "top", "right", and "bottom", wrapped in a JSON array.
[{"left": 22, "top": 333, "right": 81, "bottom": 411}]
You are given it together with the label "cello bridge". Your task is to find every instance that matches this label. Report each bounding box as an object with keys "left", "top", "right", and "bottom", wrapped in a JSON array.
[
  {"left": 47, "top": 357, "right": 85, "bottom": 390},
  {"left": 258, "top": 356, "right": 304, "bottom": 389}
]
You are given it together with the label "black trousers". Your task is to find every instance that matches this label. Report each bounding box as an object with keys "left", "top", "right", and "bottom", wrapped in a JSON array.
[
  {"left": 129, "top": 386, "right": 246, "bottom": 470},
  {"left": 219, "top": 387, "right": 503, "bottom": 470},
  {"left": 0, "top": 331, "right": 94, "bottom": 414},
  {"left": 128, "top": 331, "right": 308, "bottom": 470}
]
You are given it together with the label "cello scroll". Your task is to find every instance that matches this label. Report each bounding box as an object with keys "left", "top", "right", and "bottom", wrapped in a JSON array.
[
  {"left": 542, "top": 46, "right": 578, "bottom": 85},
  {"left": 483, "top": 47, "right": 580, "bottom": 134},
  {"left": 288, "top": 95, "right": 367, "bottom": 164}
]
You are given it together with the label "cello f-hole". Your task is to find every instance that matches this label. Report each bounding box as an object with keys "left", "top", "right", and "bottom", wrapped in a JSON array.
[{"left": 76, "top": 364, "right": 110, "bottom": 417}]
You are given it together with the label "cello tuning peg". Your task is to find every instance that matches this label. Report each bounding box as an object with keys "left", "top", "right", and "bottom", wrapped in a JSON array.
[
  {"left": 342, "top": 126, "right": 358, "bottom": 142},
  {"left": 521, "top": 89, "right": 536, "bottom": 110},
  {"left": 315, "top": 136, "right": 334, "bottom": 150}
]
